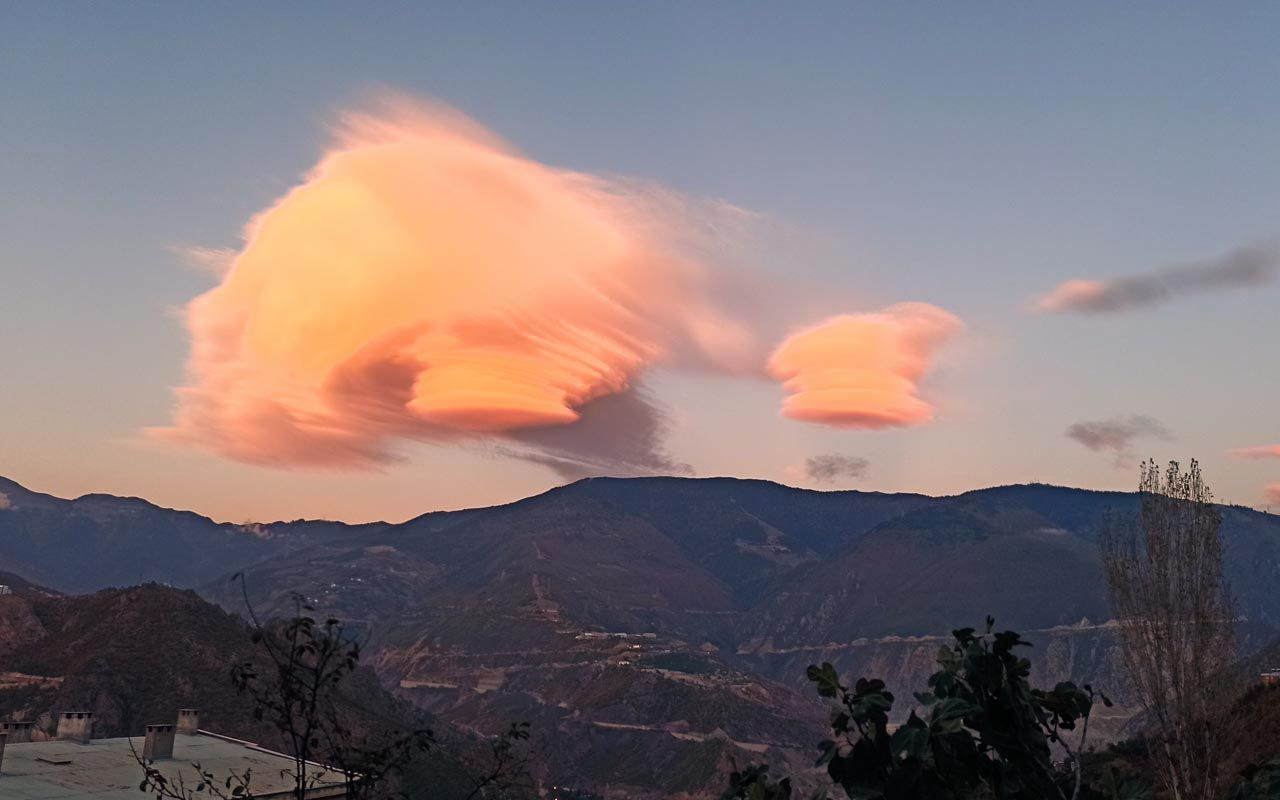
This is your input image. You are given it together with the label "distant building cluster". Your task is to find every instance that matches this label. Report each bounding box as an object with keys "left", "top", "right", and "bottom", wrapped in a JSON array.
[
  {"left": 573, "top": 631, "right": 658, "bottom": 641},
  {"left": 1262, "top": 668, "right": 1280, "bottom": 687}
]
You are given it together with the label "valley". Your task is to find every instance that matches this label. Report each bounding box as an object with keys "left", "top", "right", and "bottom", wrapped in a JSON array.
[{"left": 1, "top": 475, "right": 1279, "bottom": 797}]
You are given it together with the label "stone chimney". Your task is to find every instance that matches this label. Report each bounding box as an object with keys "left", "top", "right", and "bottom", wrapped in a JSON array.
[
  {"left": 176, "top": 708, "right": 200, "bottom": 735},
  {"left": 143, "top": 724, "right": 176, "bottom": 760},
  {"left": 56, "top": 711, "right": 93, "bottom": 744},
  {"left": 0, "top": 722, "right": 32, "bottom": 744}
]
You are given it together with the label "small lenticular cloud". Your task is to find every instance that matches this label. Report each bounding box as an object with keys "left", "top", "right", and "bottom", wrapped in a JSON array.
[
  {"left": 805, "top": 454, "right": 870, "bottom": 484},
  {"left": 1230, "top": 444, "right": 1280, "bottom": 460},
  {"left": 1035, "top": 240, "right": 1279, "bottom": 315},
  {"left": 1065, "top": 415, "right": 1172, "bottom": 468},
  {"left": 767, "top": 303, "right": 962, "bottom": 429}
]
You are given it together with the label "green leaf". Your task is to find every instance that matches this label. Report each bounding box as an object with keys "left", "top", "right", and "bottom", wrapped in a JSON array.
[
  {"left": 890, "top": 712, "right": 930, "bottom": 759},
  {"left": 934, "top": 697, "right": 981, "bottom": 721},
  {"left": 807, "top": 663, "right": 843, "bottom": 698}
]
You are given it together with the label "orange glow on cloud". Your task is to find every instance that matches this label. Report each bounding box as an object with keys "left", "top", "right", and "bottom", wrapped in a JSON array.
[
  {"left": 766, "top": 303, "right": 962, "bottom": 429},
  {"left": 153, "top": 99, "right": 755, "bottom": 468},
  {"left": 154, "top": 97, "right": 962, "bottom": 471},
  {"left": 1231, "top": 445, "right": 1280, "bottom": 460},
  {"left": 1228, "top": 447, "right": 1280, "bottom": 508},
  {"left": 1034, "top": 280, "right": 1108, "bottom": 313}
]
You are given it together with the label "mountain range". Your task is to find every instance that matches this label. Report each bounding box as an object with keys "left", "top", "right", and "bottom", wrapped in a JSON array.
[{"left": 1, "top": 474, "right": 1278, "bottom": 798}]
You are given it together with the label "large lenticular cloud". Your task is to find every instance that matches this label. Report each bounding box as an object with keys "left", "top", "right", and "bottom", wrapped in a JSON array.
[
  {"left": 153, "top": 99, "right": 754, "bottom": 470},
  {"left": 156, "top": 97, "right": 964, "bottom": 472},
  {"left": 766, "top": 303, "right": 962, "bottom": 428}
]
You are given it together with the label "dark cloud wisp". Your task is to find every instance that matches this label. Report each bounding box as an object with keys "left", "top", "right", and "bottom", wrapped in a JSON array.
[
  {"left": 1066, "top": 415, "right": 1172, "bottom": 467},
  {"left": 805, "top": 454, "right": 871, "bottom": 484},
  {"left": 1037, "top": 240, "right": 1279, "bottom": 315},
  {"left": 498, "top": 387, "right": 693, "bottom": 481}
]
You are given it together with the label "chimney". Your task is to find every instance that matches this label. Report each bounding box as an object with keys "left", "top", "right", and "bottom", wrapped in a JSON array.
[
  {"left": 56, "top": 712, "right": 93, "bottom": 744},
  {"left": 143, "top": 724, "right": 176, "bottom": 761},
  {"left": 176, "top": 708, "right": 200, "bottom": 735},
  {"left": 0, "top": 722, "right": 32, "bottom": 744}
]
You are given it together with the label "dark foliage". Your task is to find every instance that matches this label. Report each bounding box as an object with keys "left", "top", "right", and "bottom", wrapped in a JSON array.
[{"left": 726, "top": 618, "right": 1110, "bottom": 800}]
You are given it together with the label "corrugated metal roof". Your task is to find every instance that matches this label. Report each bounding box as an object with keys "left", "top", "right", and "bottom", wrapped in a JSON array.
[{"left": 0, "top": 732, "right": 347, "bottom": 798}]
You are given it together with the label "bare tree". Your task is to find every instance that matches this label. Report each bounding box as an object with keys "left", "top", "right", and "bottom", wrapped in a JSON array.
[
  {"left": 1100, "top": 459, "right": 1239, "bottom": 800},
  {"left": 136, "top": 581, "right": 433, "bottom": 800},
  {"left": 135, "top": 578, "right": 531, "bottom": 800}
]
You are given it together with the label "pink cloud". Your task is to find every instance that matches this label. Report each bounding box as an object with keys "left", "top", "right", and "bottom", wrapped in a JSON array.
[
  {"left": 1034, "top": 280, "right": 1110, "bottom": 314},
  {"left": 1231, "top": 447, "right": 1280, "bottom": 509},
  {"left": 1230, "top": 445, "right": 1280, "bottom": 460},
  {"left": 766, "top": 303, "right": 962, "bottom": 429},
  {"left": 151, "top": 98, "right": 758, "bottom": 471},
  {"left": 153, "top": 96, "right": 965, "bottom": 473}
]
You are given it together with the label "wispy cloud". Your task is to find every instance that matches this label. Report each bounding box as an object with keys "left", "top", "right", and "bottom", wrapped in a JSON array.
[
  {"left": 1229, "top": 446, "right": 1280, "bottom": 510},
  {"left": 804, "top": 454, "right": 870, "bottom": 484},
  {"left": 1266, "top": 485, "right": 1280, "bottom": 508},
  {"left": 174, "top": 245, "right": 238, "bottom": 278},
  {"left": 1035, "top": 241, "right": 1279, "bottom": 315},
  {"left": 1229, "top": 444, "right": 1280, "bottom": 460},
  {"left": 1066, "top": 415, "right": 1172, "bottom": 467}
]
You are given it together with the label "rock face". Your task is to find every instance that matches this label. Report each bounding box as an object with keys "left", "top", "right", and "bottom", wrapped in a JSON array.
[{"left": 4, "top": 475, "right": 1280, "bottom": 798}]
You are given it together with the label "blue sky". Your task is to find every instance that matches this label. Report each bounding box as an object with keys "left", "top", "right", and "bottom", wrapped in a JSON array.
[{"left": 2, "top": 3, "right": 1278, "bottom": 521}]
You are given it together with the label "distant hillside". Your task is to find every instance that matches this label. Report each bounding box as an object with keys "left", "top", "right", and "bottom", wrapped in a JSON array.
[
  {"left": 1086, "top": 639, "right": 1280, "bottom": 797},
  {"left": 0, "top": 476, "right": 386, "bottom": 592},
  {"left": 5, "top": 474, "right": 1280, "bottom": 797},
  {"left": 202, "top": 477, "right": 1280, "bottom": 794},
  {"left": 1221, "top": 642, "right": 1280, "bottom": 784},
  {"left": 0, "top": 569, "right": 57, "bottom": 597},
  {"left": 0, "top": 584, "right": 482, "bottom": 798},
  {"left": 0, "top": 584, "right": 266, "bottom": 736}
]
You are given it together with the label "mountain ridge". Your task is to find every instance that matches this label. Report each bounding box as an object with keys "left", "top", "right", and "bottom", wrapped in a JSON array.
[
  {"left": 15, "top": 471, "right": 1264, "bottom": 528},
  {"left": 3, "top": 472, "right": 1278, "bottom": 797}
]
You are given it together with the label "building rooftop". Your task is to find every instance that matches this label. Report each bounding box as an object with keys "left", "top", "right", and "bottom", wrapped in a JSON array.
[{"left": 0, "top": 731, "right": 347, "bottom": 799}]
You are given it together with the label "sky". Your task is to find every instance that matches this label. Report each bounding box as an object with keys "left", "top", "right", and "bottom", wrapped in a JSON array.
[{"left": 2, "top": 3, "right": 1279, "bottom": 523}]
